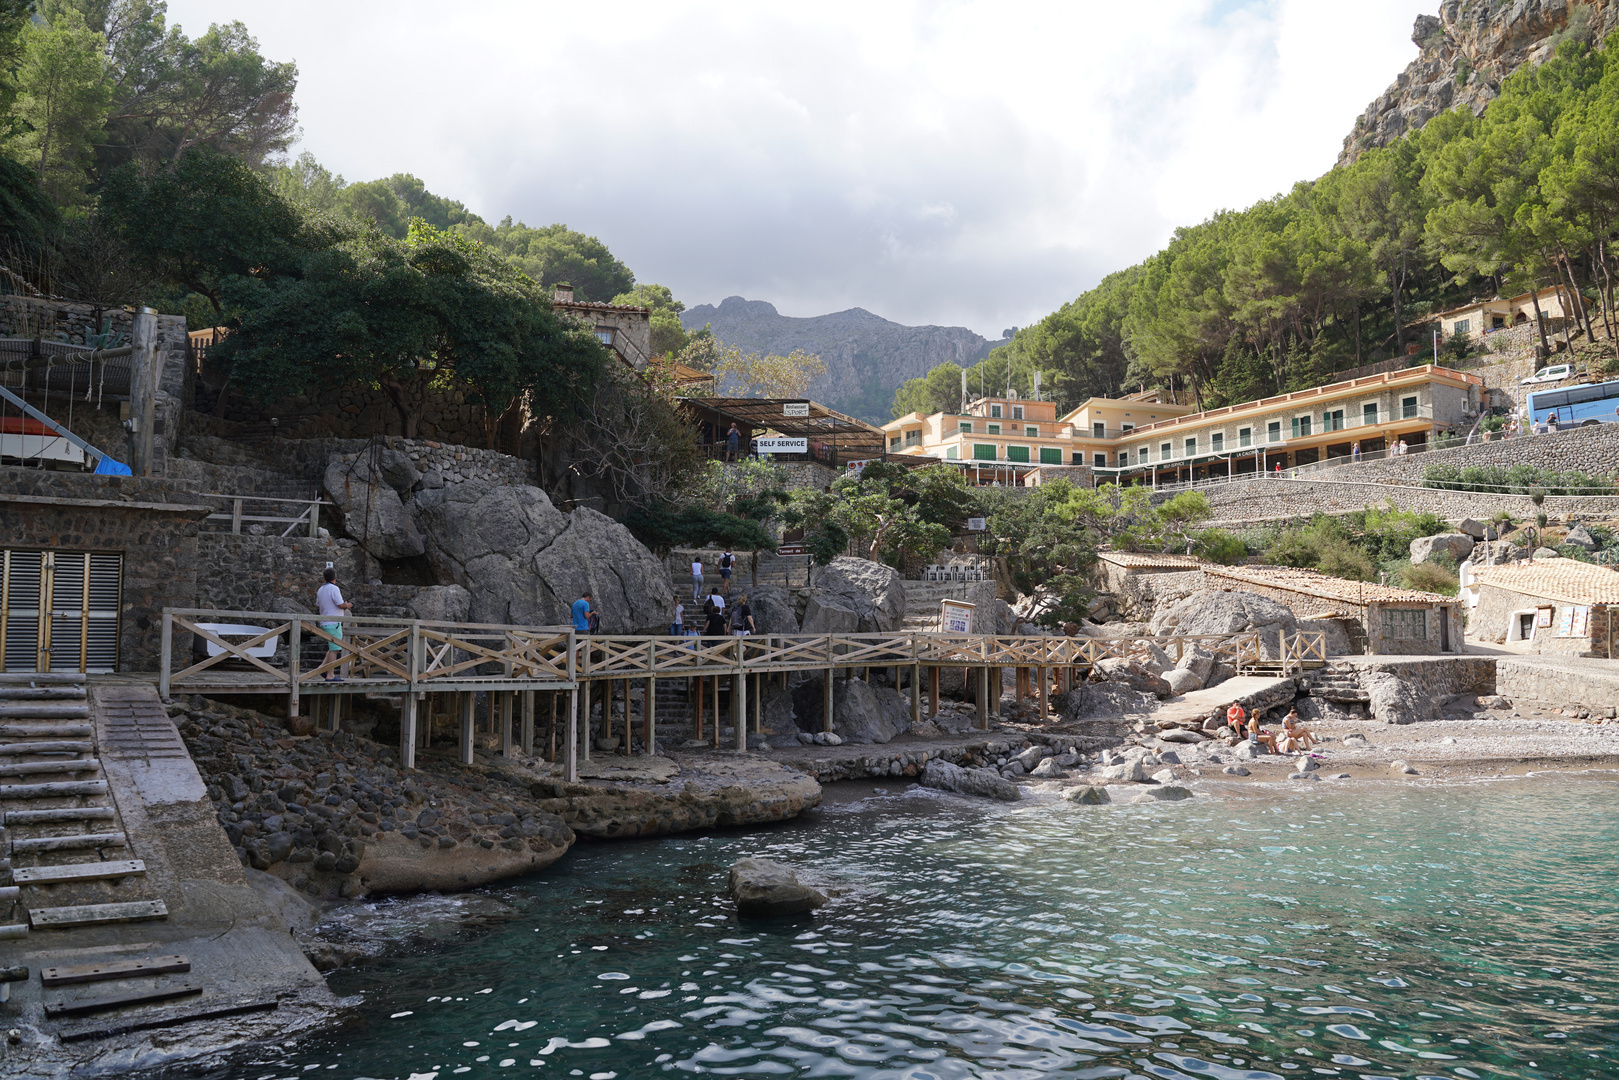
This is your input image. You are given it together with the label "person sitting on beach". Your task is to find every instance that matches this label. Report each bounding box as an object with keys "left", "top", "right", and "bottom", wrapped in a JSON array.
[{"left": 1279, "top": 708, "right": 1316, "bottom": 753}]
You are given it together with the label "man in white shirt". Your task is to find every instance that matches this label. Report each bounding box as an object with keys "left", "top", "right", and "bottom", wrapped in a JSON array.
[{"left": 316, "top": 567, "right": 351, "bottom": 681}]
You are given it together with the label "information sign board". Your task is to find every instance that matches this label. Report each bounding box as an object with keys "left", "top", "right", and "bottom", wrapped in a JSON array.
[
  {"left": 939, "top": 599, "right": 975, "bottom": 634},
  {"left": 783, "top": 402, "right": 810, "bottom": 417}
]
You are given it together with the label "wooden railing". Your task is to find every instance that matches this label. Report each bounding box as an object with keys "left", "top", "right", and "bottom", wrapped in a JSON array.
[
  {"left": 199, "top": 494, "right": 329, "bottom": 538},
  {"left": 161, "top": 610, "right": 1281, "bottom": 694},
  {"left": 1278, "top": 631, "right": 1328, "bottom": 676}
]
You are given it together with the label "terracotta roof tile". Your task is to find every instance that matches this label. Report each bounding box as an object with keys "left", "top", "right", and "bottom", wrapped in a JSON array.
[
  {"left": 1204, "top": 564, "right": 1453, "bottom": 605},
  {"left": 1098, "top": 552, "right": 1205, "bottom": 570},
  {"left": 1471, "top": 558, "right": 1619, "bottom": 605}
]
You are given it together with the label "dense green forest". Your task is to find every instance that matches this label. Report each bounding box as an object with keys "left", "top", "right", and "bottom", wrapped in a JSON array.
[
  {"left": 893, "top": 30, "right": 1619, "bottom": 419},
  {"left": 0, "top": 1, "right": 676, "bottom": 324},
  {"left": 0, "top": 0, "right": 712, "bottom": 506}
]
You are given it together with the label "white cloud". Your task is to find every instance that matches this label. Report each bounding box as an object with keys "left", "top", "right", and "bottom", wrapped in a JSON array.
[{"left": 163, "top": 0, "right": 1420, "bottom": 336}]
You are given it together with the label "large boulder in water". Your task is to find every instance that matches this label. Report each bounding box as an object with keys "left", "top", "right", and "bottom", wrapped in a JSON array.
[
  {"left": 802, "top": 557, "right": 906, "bottom": 634},
  {"left": 415, "top": 480, "right": 673, "bottom": 632},
  {"left": 1151, "top": 590, "right": 1299, "bottom": 660},
  {"left": 919, "top": 759, "right": 1022, "bottom": 801},
  {"left": 728, "top": 858, "right": 826, "bottom": 917},
  {"left": 324, "top": 451, "right": 424, "bottom": 560}
]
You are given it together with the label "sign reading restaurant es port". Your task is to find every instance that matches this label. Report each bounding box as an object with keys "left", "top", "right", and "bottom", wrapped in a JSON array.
[
  {"left": 783, "top": 402, "right": 810, "bottom": 417},
  {"left": 755, "top": 437, "right": 808, "bottom": 454}
]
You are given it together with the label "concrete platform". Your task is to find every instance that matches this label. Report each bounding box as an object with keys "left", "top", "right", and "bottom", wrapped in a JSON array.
[
  {"left": 0, "top": 685, "right": 335, "bottom": 1077},
  {"left": 1151, "top": 675, "right": 1298, "bottom": 727}
]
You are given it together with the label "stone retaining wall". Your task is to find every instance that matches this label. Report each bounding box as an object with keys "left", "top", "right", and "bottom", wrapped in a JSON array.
[
  {"left": 194, "top": 534, "right": 371, "bottom": 615},
  {"left": 0, "top": 470, "right": 209, "bottom": 671},
  {"left": 1200, "top": 476, "right": 1619, "bottom": 527},
  {"left": 1495, "top": 657, "right": 1619, "bottom": 716},
  {"left": 1340, "top": 655, "right": 1497, "bottom": 700},
  {"left": 1321, "top": 422, "right": 1619, "bottom": 486},
  {"left": 176, "top": 435, "right": 535, "bottom": 495},
  {"left": 780, "top": 735, "right": 1032, "bottom": 782}
]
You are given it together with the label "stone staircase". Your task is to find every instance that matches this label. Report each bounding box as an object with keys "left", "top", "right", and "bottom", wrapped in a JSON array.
[
  {"left": 901, "top": 580, "right": 976, "bottom": 631},
  {"left": 668, "top": 549, "right": 817, "bottom": 598},
  {"left": 0, "top": 674, "right": 164, "bottom": 941},
  {"left": 1305, "top": 662, "right": 1369, "bottom": 704}
]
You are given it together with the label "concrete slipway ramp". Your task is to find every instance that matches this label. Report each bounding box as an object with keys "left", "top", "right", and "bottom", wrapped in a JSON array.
[{"left": 0, "top": 679, "right": 332, "bottom": 1078}]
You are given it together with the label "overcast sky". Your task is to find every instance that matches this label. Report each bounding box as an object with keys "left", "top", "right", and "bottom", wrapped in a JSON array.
[{"left": 168, "top": 0, "right": 1423, "bottom": 337}]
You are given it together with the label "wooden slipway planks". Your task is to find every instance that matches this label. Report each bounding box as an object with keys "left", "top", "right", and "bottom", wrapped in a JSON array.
[
  {"left": 41, "top": 954, "right": 190, "bottom": 987},
  {"left": 45, "top": 983, "right": 202, "bottom": 1017},
  {"left": 29, "top": 899, "right": 168, "bottom": 929},
  {"left": 12, "top": 860, "right": 144, "bottom": 885}
]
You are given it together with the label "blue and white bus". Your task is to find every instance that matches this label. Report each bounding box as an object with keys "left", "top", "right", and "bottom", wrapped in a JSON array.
[{"left": 1526, "top": 377, "right": 1619, "bottom": 429}]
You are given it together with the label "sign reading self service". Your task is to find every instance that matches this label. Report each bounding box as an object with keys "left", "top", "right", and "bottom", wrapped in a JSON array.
[{"left": 755, "top": 437, "right": 807, "bottom": 454}]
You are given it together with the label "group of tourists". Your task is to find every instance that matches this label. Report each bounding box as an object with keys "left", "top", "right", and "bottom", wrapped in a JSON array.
[{"left": 1222, "top": 701, "right": 1317, "bottom": 755}]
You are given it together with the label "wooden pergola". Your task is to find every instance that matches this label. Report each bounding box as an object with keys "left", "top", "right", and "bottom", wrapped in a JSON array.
[{"left": 679, "top": 396, "right": 889, "bottom": 465}]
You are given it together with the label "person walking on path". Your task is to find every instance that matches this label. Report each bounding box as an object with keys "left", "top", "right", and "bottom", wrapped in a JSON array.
[
  {"left": 731, "top": 594, "right": 755, "bottom": 636},
  {"left": 572, "top": 591, "right": 594, "bottom": 633},
  {"left": 719, "top": 548, "right": 735, "bottom": 595},
  {"left": 726, "top": 422, "right": 741, "bottom": 461},
  {"left": 316, "top": 567, "right": 352, "bottom": 681},
  {"left": 672, "top": 600, "right": 685, "bottom": 637},
  {"left": 702, "top": 587, "right": 728, "bottom": 637},
  {"left": 691, "top": 556, "right": 704, "bottom": 600}
]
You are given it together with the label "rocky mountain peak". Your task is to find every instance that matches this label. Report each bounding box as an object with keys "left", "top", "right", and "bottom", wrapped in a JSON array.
[{"left": 1339, "top": 0, "right": 1619, "bottom": 166}]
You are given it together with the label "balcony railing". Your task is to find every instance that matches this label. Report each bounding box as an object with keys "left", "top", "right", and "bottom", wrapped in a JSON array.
[{"left": 1123, "top": 406, "right": 1436, "bottom": 463}]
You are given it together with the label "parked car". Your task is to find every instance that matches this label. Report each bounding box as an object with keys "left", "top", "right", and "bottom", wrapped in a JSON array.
[{"left": 1521, "top": 363, "right": 1572, "bottom": 385}]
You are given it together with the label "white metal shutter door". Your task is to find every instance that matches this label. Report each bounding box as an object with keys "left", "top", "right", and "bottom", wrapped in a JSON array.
[
  {"left": 2, "top": 550, "right": 43, "bottom": 672},
  {"left": 48, "top": 551, "right": 88, "bottom": 672},
  {"left": 86, "top": 553, "right": 121, "bottom": 672}
]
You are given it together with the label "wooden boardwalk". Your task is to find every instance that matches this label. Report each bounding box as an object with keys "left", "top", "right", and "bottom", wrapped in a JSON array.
[{"left": 156, "top": 608, "right": 1324, "bottom": 782}]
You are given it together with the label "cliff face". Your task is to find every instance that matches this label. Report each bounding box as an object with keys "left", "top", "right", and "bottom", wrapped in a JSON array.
[
  {"left": 680, "top": 296, "right": 1004, "bottom": 421},
  {"left": 1340, "top": 0, "right": 1619, "bottom": 166}
]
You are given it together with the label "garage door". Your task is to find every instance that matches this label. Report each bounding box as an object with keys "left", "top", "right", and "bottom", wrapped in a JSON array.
[{"left": 1, "top": 550, "right": 122, "bottom": 673}]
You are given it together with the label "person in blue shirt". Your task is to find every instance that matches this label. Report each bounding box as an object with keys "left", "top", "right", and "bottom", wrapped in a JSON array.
[{"left": 571, "top": 591, "right": 594, "bottom": 633}]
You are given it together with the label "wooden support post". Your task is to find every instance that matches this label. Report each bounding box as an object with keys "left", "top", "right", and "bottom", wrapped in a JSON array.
[
  {"left": 286, "top": 618, "right": 299, "bottom": 720},
  {"left": 1038, "top": 666, "right": 1048, "bottom": 721},
  {"left": 976, "top": 668, "right": 989, "bottom": 729},
  {"left": 582, "top": 680, "right": 592, "bottom": 762},
  {"left": 733, "top": 672, "right": 746, "bottom": 752},
  {"left": 694, "top": 677, "right": 704, "bottom": 741},
  {"left": 565, "top": 688, "right": 578, "bottom": 782},
  {"left": 520, "top": 690, "right": 534, "bottom": 755},
  {"left": 823, "top": 667, "right": 834, "bottom": 732},
  {"left": 711, "top": 676, "right": 721, "bottom": 749},
  {"left": 753, "top": 673, "right": 762, "bottom": 733},
  {"left": 646, "top": 676, "right": 656, "bottom": 756},
  {"left": 929, "top": 666, "right": 940, "bottom": 718},
  {"left": 499, "top": 691, "right": 513, "bottom": 757},
  {"left": 910, "top": 663, "right": 922, "bottom": 727},
  {"left": 459, "top": 692, "right": 474, "bottom": 765},
  {"left": 400, "top": 693, "right": 417, "bottom": 770},
  {"left": 549, "top": 692, "right": 558, "bottom": 761}
]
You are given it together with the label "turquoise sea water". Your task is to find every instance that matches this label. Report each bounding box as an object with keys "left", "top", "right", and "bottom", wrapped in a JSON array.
[{"left": 209, "top": 776, "right": 1619, "bottom": 1080}]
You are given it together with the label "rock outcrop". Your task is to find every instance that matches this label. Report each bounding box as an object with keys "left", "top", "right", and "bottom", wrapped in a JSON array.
[
  {"left": 1089, "top": 657, "right": 1173, "bottom": 697},
  {"left": 1151, "top": 590, "right": 1299, "bottom": 659},
  {"left": 324, "top": 450, "right": 425, "bottom": 560},
  {"left": 919, "top": 759, "right": 1022, "bottom": 801},
  {"left": 790, "top": 674, "right": 911, "bottom": 744},
  {"left": 728, "top": 857, "right": 827, "bottom": 917},
  {"left": 802, "top": 557, "right": 907, "bottom": 634},
  {"left": 415, "top": 479, "right": 673, "bottom": 632},
  {"left": 1410, "top": 532, "right": 1474, "bottom": 565},
  {"left": 1365, "top": 671, "right": 1435, "bottom": 725},
  {"left": 1340, "top": 0, "right": 1619, "bottom": 166}
]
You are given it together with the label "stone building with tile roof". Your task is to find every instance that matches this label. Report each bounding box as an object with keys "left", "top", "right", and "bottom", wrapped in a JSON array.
[
  {"left": 1200, "top": 564, "right": 1462, "bottom": 655},
  {"left": 1468, "top": 558, "right": 1619, "bottom": 657}
]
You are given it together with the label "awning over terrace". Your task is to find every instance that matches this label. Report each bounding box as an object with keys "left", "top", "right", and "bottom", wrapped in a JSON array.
[{"left": 679, "top": 397, "right": 890, "bottom": 463}]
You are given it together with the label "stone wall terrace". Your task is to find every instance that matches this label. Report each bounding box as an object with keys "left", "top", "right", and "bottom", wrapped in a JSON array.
[
  {"left": 1198, "top": 476, "right": 1619, "bottom": 528},
  {"left": 1307, "top": 421, "right": 1619, "bottom": 486}
]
